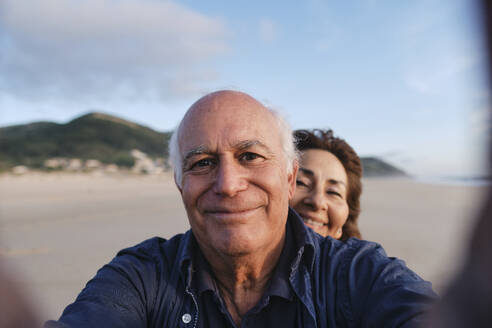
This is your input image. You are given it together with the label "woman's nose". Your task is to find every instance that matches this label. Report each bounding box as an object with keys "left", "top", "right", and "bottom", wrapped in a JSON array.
[{"left": 305, "top": 189, "right": 328, "bottom": 211}]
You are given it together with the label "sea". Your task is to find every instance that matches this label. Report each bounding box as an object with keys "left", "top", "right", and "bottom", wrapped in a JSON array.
[{"left": 415, "top": 176, "right": 492, "bottom": 187}]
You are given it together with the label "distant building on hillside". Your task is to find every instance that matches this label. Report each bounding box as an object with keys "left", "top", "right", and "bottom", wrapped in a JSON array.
[
  {"left": 12, "top": 165, "right": 29, "bottom": 175},
  {"left": 105, "top": 164, "right": 119, "bottom": 173},
  {"left": 44, "top": 158, "right": 67, "bottom": 169},
  {"left": 35, "top": 150, "right": 167, "bottom": 175},
  {"left": 130, "top": 149, "right": 165, "bottom": 174},
  {"left": 85, "top": 159, "right": 102, "bottom": 170}
]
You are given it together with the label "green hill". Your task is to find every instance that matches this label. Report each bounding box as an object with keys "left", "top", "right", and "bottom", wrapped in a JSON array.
[
  {"left": 361, "top": 157, "right": 408, "bottom": 177},
  {"left": 0, "top": 112, "right": 171, "bottom": 170}
]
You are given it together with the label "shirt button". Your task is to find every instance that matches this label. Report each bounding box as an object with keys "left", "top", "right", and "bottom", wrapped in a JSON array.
[{"left": 182, "top": 313, "right": 192, "bottom": 324}]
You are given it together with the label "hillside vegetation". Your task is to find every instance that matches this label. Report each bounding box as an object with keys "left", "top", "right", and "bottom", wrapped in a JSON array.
[{"left": 0, "top": 112, "right": 170, "bottom": 170}]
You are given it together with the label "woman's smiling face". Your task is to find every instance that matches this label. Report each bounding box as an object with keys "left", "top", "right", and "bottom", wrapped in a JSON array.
[{"left": 290, "top": 149, "right": 349, "bottom": 238}]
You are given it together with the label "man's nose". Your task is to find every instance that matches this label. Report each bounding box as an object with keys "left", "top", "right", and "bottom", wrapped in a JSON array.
[{"left": 213, "top": 159, "right": 247, "bottom": 197}]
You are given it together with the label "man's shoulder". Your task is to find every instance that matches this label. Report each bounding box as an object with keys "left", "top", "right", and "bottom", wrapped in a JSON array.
[
  {"left": 314, "top": 236, "right": 437, "bottom": 325},
  {"left": 317, "top": 236, "right": 430, "bottom": 287},
  {"left": 317, "top": 236, "right": 413, "bottom": 276},
  {"left": 296, "top": 221, "right": 391, "bottom": 273},
  {"left": 318, "top": 235, "right": 386, "bottom": 258},
  {"left": 115, "top": 232, "right": 191, "bottom": 268}
]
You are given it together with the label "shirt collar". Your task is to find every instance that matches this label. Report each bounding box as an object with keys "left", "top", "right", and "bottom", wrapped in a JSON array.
[
  {"left": 263, "top": 218, "right": 296, "bottom": 300},
  {"left": 193, "top": 242, "right": 219, "bottom": 295},
  {"left": 177, "top": 230, "right": 194, "bottom": 287},
  {"left": 287, "top": 207, "right": 317, "bottom": 274}
]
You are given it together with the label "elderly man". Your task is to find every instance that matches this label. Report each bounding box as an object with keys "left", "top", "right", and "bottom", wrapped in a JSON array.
[{"left": 46, "top": 90, "right": 437, "bottom": 327}]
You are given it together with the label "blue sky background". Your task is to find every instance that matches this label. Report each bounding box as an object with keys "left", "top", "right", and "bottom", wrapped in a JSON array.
[{"left": 0, "top": 0, "right": 488, "bottom": 178}]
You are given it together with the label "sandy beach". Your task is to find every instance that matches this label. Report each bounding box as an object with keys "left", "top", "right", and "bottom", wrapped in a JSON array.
[{"left": 0, "top": 173, "right": 487, "bottom": 321}]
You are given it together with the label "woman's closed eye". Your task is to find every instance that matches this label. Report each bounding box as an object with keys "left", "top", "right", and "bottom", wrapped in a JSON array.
[
  {"left": 296, "top": 179, "right": 310, "bottom": 188},
  {"left": 327, "top": 190, "right": 342, "bottom": 198}
]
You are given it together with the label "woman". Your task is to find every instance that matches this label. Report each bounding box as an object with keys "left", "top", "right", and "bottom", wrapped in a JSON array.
[{"left": 290, "top": 129, "right": 362, "bottom": 240}]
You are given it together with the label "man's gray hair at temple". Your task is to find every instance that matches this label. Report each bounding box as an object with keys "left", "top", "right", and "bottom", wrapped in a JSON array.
[{"left": 168, "top": 90, "right": 298, "bottom": 187}]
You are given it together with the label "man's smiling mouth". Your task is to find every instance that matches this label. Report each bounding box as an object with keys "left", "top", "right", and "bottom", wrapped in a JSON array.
[{"left": 204, "top": 206, "right": 263, "bottom": 221}]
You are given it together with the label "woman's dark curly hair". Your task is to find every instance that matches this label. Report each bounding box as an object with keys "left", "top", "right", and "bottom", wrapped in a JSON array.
[{"left": 294, "top": 129, "right": 363, "bottom": 240}]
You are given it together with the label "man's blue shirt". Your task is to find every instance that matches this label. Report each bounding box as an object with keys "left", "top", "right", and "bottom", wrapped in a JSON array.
[{"left": 46, "top": 208, "right": 438, "bottom": 327}]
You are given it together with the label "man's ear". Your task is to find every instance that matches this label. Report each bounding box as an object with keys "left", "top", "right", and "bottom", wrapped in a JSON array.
[
  {"left": 174, "top": 172, "right": 183, "bottom": 194},
  {"left": 287, "top": 160, "right": 298, "bottom": 200}
]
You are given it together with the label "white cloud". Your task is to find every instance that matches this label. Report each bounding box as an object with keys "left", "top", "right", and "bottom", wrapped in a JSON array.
[
  {"left": 258, "top": 18, "right": 276, "bottom": 43},
  {"left": 0, "top": 0, "right": 230, "bottom": 103}
]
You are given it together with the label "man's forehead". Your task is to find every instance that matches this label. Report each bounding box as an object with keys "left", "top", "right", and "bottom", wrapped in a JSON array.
[
  {"left": 179, "top": 93, "right": 277, "bottom": 145},
  {"left": 180, "top": 118, "right": 275, "bottom": 147},
  {"left": 178, "top": 119, "right": 281, "bottom": 162}
]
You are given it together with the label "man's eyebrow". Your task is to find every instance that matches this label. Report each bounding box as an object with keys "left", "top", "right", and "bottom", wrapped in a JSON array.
[
  {"left": 182, "top": 145, "right": 209, "bottom": 168},
  {"left": 299, "top": 167, "right": 346, "bottom": 187},
  {"left": 234, "top": 139, "right": 273, "bottom": 153}
]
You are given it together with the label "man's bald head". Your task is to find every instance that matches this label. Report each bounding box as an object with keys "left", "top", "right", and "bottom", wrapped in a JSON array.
[
  {"left": 183, "top": 90, "right": 267, "bottom": 123},
  {"left": 169, "top": 90, "right": 297, "bottom": 187}
]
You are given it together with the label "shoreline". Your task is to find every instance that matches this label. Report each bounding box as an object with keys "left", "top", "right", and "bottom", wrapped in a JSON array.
[{"left": 3, "top": 170, "right": 490, "bottom": 186}]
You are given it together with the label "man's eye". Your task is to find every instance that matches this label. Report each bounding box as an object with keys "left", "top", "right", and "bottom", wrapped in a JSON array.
[
  {"left": 191, "top": 158, "right": 214, "bottom": 169},
  {"left": 240, "top": 152, "right": 262, "bottom": 161}
]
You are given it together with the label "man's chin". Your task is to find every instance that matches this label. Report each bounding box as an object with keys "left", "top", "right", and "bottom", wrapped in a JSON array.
[
  {"left": 219, "top": 247, "right": 252, "bottom": 258},
  {"left": 205, "top": 242, "right": 255, "bottom": 259},
  {"left": 207, "top": 228, "right": 268, "bottom": 257}
]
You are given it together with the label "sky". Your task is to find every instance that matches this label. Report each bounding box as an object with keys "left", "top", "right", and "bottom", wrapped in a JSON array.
[{"left": 0, "top": 0, "right": 489, "bottom": 178}]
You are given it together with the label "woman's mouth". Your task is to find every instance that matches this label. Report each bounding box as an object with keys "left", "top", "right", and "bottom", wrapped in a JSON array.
[{"left": 303, "top": 218, "right": 328, "bottom": 227}]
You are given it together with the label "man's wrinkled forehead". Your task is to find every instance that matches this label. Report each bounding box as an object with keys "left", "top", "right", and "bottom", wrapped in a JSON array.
[
  {"left": 182, "top": 91, "right": 268, "bottom": 124},
  {"left": 178, "top": 91, "right": 277, "bottom": 151}
]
